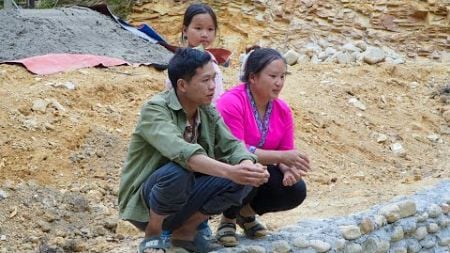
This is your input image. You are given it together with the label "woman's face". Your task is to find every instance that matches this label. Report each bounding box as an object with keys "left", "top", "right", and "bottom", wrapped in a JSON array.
[
  {"left": 250, "top": 59, "right": 286, "bottom": 101},
  {"left": 183, "top": 13, "right": 216, "bottom": 48}
]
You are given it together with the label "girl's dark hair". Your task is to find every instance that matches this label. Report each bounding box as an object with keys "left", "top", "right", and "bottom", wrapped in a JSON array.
[
  {"left": 181, "top": 3, "right": 218, "bottom": 41},
  {"left": 241, "top": 48, "right": 287, "bottom": 83}
]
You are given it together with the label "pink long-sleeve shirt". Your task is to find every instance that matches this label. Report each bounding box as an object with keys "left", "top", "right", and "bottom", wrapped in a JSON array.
[{"left": 216, "top": 83, "right": 295, "bottom": 151}]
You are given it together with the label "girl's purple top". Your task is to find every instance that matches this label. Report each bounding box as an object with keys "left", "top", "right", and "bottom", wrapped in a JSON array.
[{"left": 216, "top": 83, "right": 295, "bottom": 151}]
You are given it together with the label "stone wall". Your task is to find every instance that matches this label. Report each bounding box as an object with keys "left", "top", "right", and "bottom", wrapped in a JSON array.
[
  {"left": 130, "top": 0, "right": 450, "bottom": 61},
  {"left": 215, "top": 181, "right": 450, "bottom": 253}
]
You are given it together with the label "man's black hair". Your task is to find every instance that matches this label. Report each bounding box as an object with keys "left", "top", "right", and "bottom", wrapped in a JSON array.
[{"left": 168, "top": 48, "right": 212, "bottom": 89}]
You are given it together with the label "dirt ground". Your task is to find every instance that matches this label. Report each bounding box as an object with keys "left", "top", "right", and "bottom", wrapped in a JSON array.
[{"left": 0, "top": 57, "right": 449, "bottom": 251}]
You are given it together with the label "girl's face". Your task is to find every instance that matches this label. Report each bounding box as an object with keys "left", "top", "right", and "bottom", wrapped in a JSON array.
[
  {"left": 183, "top": 13, "right": 216, "bottom": 48},
  {"left": 250, "top": 59, "right": 286, "bottom": 101}
]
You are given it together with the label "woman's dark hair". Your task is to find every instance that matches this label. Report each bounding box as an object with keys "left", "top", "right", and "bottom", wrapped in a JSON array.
[
  {"left": 181, "top": 3, "right": 218, "bottom": 41},
  {"left": 168, "top": 48, "right": 212, "bottom": 89},
  {"left": 241, "top": 48, "right": 287, "bottom": 83}
]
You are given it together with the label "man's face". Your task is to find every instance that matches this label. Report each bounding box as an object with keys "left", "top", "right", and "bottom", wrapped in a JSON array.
[{"left": 182, "top": 61, "right": 216, "bottom": 106}]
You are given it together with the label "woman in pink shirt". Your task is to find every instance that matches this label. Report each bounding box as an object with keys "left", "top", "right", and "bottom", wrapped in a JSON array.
[{"left": 215, "top": 47, "right": 311, "bottom": 247}]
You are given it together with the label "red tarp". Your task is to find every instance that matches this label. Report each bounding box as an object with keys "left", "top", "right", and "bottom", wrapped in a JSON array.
[{"left": 4, "top": 53, "right": 129, "bottom": 75}]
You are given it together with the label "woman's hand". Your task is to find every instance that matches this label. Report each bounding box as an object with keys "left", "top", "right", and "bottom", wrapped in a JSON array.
[
  {"left": 279, "top": 159, "right": 310, "bottom": 186},
  {"left": 279, "top": 150, "right": 310, "bottom": 173}
]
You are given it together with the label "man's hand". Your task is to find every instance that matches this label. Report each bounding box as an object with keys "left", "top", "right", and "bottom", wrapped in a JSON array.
[{"left": 227, "top": 160, "right": 269, "bottom": 187}]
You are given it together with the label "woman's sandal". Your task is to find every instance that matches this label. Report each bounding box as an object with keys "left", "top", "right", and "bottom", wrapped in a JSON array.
[
  {"left": 236, "top": 214, "right": 269, "bottom": 239},
  {"left": 138, "top": 236, "right": 168, "bottom": 253},
  {"left": 215, "top": 222, "right": 239, "bottom": 247}
]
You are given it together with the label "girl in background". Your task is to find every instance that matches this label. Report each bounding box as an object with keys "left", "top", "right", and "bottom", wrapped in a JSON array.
[{"left": 165, "top": 3, "right": 224, "bottom": 104}]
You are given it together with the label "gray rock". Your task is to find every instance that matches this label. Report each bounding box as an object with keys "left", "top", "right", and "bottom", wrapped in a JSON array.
[
  {"left": 297, "top": 54, "right": 311, "bottom": 64},
  {"left": 360, "top": 217, "right": 375, "bottom": 234},
  {"left": 284, "top": 50, "right": 299, "bottom": 66},
  {"left": 348, "top": 97, "right": 366, "bottom": 111},
  {"left": 355, "top": 41, "right": 367, "bottom": 51},
  {"left": 336, "top": 52, "right": 355, "bottom": 64},
  {"left": 437, "top": 231, "right": 450, "bottom": 246},
  {"left": 391, "top": 226, "right": 404, "bottom": 242},
  {"left": 414, "top": 226, "right": 428, "bottom": 240},
  {"left": 379, "top": 204, "right": 401, "bottom": 223},
  {"left": 309, "top": 240, "right": 331, "bottom": 252},
  {"left": 334, "top": 238, "right": 346, "bottom": 250},
  {"left": 405, "top": 238, "right": 422, "bottom": 253},
  {"left": 344, "top": 243, "right": 362, "bottom": 253},
  {"left": 342, "top": 43, "right": 361, "bottom": 53},
  {"left": 438, "top": 217, "right": 449, "bottom": 228},
  {"left": 427, "top": 223, "right": 440, "bottom": 233},
  {"left": 416, "top": 212, "right": 429, "bottom": 222},
  {"left": 398, "top": 200, "right": 416, "bottom": 218},
  {"left": 0, "top": 189, "right": 7, "bottom": 200},
  {"left": 243, "top": 245, "right": 266, "bottom": 253},
  {"left": 420, "top": 235, "right": 437, "bottom": 248},
  {"left": 292, "top": 237, "right": 309, "bottom": 248},
  {"left": 363, "top": 47, "right": 386, "bottom": 64},
  {"left": 400, "top": 219, "right": 417, "bottom": 235},
  {"left": 390, "top": 143, "right": 406, "bottom": 158},
  {"left": 420, "top": 235, "right": 436, "bottom": 249},
  {"left": 363, "top": 237, "right": 389, "bottom": 253},
  {"left": 427, "top": 204, "right": 443, "bottom": 218},
  {"left": 32, "top": 99, "right": 49, "bottom": 113},
  {"left": 271, "top": 240, "right": 291, "bottom": 253},
  {"left": 340, "top": 225, "right": 362, "bottom": 240}
]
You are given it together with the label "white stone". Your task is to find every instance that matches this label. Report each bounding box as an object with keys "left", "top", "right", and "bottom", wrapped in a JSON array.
[
  {"left": 390, "top": 143, "right": 406, "bottom": 157},
  {"left": 48, "top": 99, "right": 66, "bottom": 112},
  {"left": 244, "top": 245, "right": 266, "bottom": 253},
  {"left": 363, "top": 47, "right": 386, "bottom": 64},
  {"left": 334, "top": 239, "right": 346, "bottom": 250},
  {"left": 437, "top": 234, "right": 450, "bottom": 246},
  {"left": 414, "top": 226, "right": 428, "bottom": 240},
  {"left": 340, "top": 225, "right": 362, "bottom": 240},
  {"left": 360, "top": 217, "right": 375, "bottom": 234},
  {"left": 309, "top": 240, "right": 331, "bottom": 252},
  {"left": 32, "top": 99, "right": 49, "bottom": 113},
  {"left": 375, "top": 133, "right": 388, "bottom": 143},
  {"left": 342, "top": 43, "right": 361, "bottom": 52},
  {"left": 428, "top": 204, "right": 443, "bottom": 218},
  {"left": 284, "top": 49, "right": 299, "bottom": 66},
  {"left": 297, "top": 54, "right": 311, "bottom": 64},
  {"left": 397, "top": 200, "right": 416, "bottom": 218},
  {"left": 443, "top": 110, "right": 450, "bottom": 123},
  {"left": 363, "top": 237, "right": 388, "bottom": 253},
  {"left": 292, "top": 237, "right": 309, "bottom": 248},
  {"left": 391, "top": 226, "right": 404, "bottom": 241},
  {"left": 0, "top": 189, "right": 8, "bottom": 200},
  {"left": 344, "top": 243, "right": 362, "bottom": 253},
  {"left": 348, "top": 97, "right": 366, "bottom": 111},
  {"left": 336, "top": 52, "right": 355, "bottom": 64},
  {"left": 427, "top": 134, "right": 440, "bottom": 142},
  {"left": 271, "top": 240, "right": 291, "bottom": 253},
  {"left": 427, "top": 223, "right": 439, "bottom": 233},
  {"left": 355, "top": 41, "right": 367, "bottom": 51},
  {"left": 379, "top": 204, "right": 401, "bottom": 223}
]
